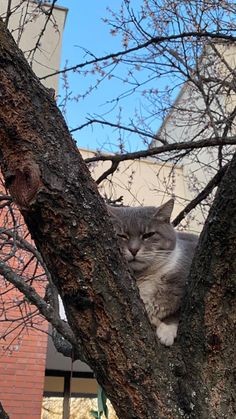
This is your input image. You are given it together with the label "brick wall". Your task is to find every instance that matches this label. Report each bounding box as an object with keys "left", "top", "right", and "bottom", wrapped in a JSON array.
[
  {"left": 0, "top": 192, "right": 49, "bottom": 419},
  {"left": 0, "top": 318, "right": 48, "bottom": 418}
]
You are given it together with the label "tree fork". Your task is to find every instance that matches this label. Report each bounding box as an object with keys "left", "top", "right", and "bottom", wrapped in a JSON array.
[{"left": 0, "top": 18, "right": 183, "bottom": 419}]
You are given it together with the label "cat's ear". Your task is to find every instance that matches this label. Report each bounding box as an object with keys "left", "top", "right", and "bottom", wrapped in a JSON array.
[
  {"left": 106, "top": 206, "right": 123, "bottom": 232},
  {"left": 154, "top": 199, "right": 174, "bottom": 222}
]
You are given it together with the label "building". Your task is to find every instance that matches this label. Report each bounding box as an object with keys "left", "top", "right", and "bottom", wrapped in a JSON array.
[
  {"left": 151, "top": 41, "right": 236, "bottom": 230},
  {"left": 0, "top": 0, "right": 67, "bottom": 93}
]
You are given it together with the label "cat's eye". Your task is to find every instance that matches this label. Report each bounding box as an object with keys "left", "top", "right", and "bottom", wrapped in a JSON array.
[
  {"left": 142, "top": 232, "right": 156, "bottom": 240},
  {"left": 117, "top": 233, "right": 128, "bottom": 240}
]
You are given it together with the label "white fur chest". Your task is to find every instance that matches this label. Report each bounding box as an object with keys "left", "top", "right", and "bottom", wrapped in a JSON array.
[
  {"left": 138, "top": 277, "right": 158, "bottom": 305},
  {"left": 137, "top": 241, "right": 182, "bottom": 304}
]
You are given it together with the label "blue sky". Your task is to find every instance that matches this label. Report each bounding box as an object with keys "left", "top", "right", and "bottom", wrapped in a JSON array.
[
  {"left": 56, "top": 0, "right": 157, "bottom": 152},
  {"left": 53, "top": 1, "right": 235, "bottom": 153}
]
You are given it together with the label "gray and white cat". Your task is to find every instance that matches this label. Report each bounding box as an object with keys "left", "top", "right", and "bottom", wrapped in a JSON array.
[{"left": 108, "top": 199, "right": 198, "bottom": 346}]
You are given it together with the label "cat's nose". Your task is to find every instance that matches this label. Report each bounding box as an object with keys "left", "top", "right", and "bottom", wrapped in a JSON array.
[{"left": 129, "top": 247, "right": 138, "bottom": 256}]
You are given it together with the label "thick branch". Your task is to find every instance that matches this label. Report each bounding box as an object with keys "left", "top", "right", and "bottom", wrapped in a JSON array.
[
  {"left": 51, "top": 328, "right": 74, "bottom": 359},
  {"left": 84, "top": 136, "right": 236, "bottom": 164}
]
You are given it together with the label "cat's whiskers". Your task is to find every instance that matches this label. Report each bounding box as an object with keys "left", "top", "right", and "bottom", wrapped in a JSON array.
[{"left": 140, "top": 249, "right": 172, "bottom": 261}]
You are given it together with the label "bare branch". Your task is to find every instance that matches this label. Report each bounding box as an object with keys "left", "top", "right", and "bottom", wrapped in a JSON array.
[
  {"left": 51, "top": 328, "right": 76, "bottom": 359},
  {"left": 71, "top": 118, "right": 167, "bottom": 145},
  {"left": 4, "top": 0, "right": 12, "bottom": 28},
  {"left": 0, "top": 226, "right": 53, "bottom": 286},
  {"left": 84, "top": 135, "right": 236, "bottom": 164},
  {"left": 96, "top": 161, "right": 120, "bottom": 185},
  {"left": 172, "top": 163, "right": 229, "bottom": 226},
  {"left": 40, "top": 31, "right": 236, "bottom": 80},
  {"left": 0, "top": 260, "right": 78, "bottom": 349},
  {"left": 27, "top": 0, "right": 58, "bottom": 65}
]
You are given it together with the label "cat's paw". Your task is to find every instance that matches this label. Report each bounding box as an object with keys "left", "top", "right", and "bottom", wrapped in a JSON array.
[{"left": 156, "top": 322, "right": 178, "bottom": 346}]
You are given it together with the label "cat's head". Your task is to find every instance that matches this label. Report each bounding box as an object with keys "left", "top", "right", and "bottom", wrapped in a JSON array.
[{"left": 108, "top": 199, "right": 176, "bottom": 273}]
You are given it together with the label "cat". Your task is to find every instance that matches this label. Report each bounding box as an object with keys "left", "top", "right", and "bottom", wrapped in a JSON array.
[{"left": 108, "top": 199, "right": 198, "bottom": 346}]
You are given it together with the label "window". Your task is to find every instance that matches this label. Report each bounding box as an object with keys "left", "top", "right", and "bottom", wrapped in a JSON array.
[{"left": 41, "top": 370, "right": 117, "bottom": 419}]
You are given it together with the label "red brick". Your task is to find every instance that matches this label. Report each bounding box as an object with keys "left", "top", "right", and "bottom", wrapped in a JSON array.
[
  {"left": 0, "top": 318, "right": 48, "bottom": 418},
  {"left": 0, "top": 198, "right": 49, "bottom": 418}
]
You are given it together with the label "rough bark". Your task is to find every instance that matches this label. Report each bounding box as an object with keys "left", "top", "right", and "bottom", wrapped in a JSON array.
[
  {"left": 0, "top": 18, "right": 182, "bottom": 419},
  {"left": 0, "top": 17, "right": 235, "bottom": 419},
  {"left": 177, "top": 158, "right": 236, "bottom": 418}
]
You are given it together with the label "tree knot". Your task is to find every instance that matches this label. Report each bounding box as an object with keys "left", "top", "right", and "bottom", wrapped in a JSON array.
[{"left": 6, "top": 161, "right": 43, "bottom": 209}]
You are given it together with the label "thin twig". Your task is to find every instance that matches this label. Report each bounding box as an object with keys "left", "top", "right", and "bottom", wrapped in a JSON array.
[
  {"left": 5, "top": 0, "right": 12, "bottom": 28},
  {"left": 0, "top": 261, "right": 77, "bottom": 347},
  {"left": 40, "top": 31, "right": 236, "bottom": 80},
  {"left": 172, "top": 163, "right": 229, "bottom": 226},
  {"left": 71, "top": 119, "right": 167, "bottom": 145}
]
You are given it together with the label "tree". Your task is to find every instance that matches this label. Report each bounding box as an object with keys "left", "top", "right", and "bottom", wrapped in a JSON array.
[
  {"left": 0, "top": 16, "right": 179, "bottom": 418},
  {"left": 0, "top": 1, "right": 236, "bottom": 418}
]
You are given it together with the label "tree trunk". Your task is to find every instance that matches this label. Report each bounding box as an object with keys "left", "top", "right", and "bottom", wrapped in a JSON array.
[
  {"left": 0, "top": 17, "right": 235, "bottom": 419},
  {"left": 177, "top": 156, "right": 236, "bottom": 418}
]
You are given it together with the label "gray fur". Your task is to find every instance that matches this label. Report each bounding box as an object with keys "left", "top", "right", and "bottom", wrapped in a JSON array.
[{"left": 108, "top": 199, "right": 198, "bottom": 346}]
